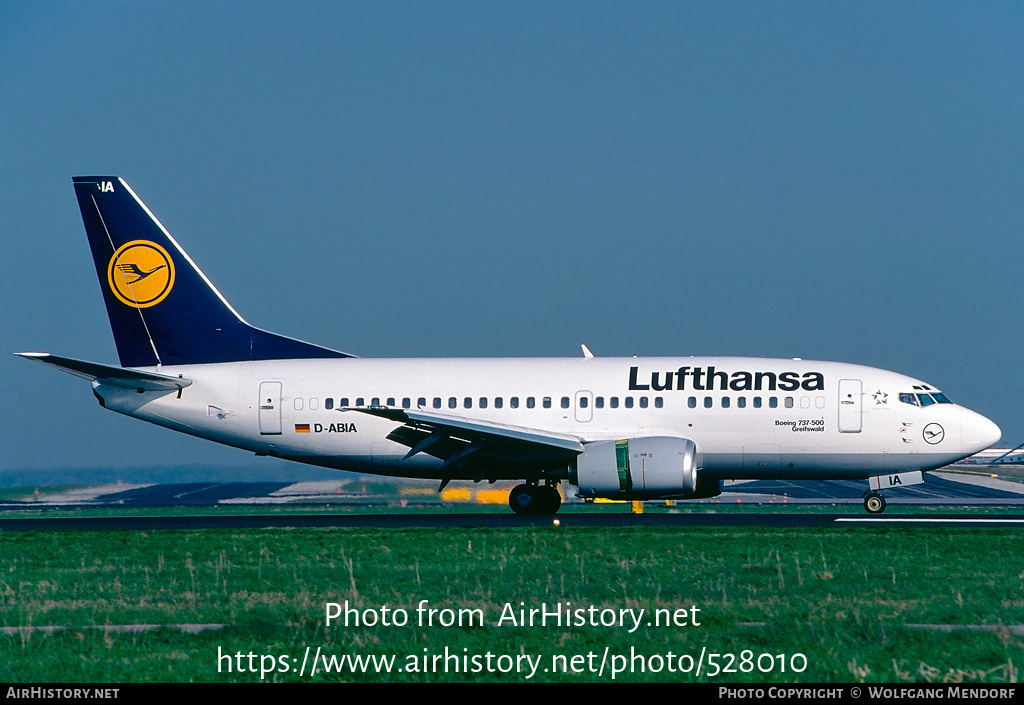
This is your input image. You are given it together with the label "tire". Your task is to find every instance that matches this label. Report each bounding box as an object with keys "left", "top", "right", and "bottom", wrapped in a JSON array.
[
  {"left": 509, "top": 485, "right": 536, "bottom": 515},
  {"left": 538, "top": 485, "right": 562, "bottom": 515},
  {"left": 509, "top": 484, "right": 562, "bottom": 515},
  {"left": 864, "top": 494, "right": 886, "bottom": 514}
]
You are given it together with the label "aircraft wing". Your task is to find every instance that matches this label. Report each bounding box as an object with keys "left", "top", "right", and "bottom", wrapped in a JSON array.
[
  {"left": 345, "top": 406, "right": 584, "bottom": 481},
  {"left": 15, "top": 352, "right": 192, "bottom": 391}
]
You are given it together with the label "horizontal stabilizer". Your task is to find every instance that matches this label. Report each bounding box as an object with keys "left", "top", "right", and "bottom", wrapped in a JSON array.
[{"left": 15, "top": 353, "right": 192, "bottom": 391}]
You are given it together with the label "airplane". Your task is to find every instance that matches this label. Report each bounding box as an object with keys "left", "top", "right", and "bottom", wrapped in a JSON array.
[{"left": 16, "top": 176, "right": 1002, "bottom": 515}]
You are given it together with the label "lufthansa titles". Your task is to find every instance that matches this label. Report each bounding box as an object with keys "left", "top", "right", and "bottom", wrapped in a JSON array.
[{"left": 629, "top": 366, "right": 824, "bottom": 393}]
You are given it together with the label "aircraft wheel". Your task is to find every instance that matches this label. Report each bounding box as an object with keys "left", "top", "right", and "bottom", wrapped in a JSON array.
[
  {"left": 538, "top": 485, "right": 562, "bottom": 515},
  {"left": 864, "top": 494, "right": 886, "bottom": 514},
  {"left": 509, "top": 484, "right": 537, "bottom": 515},
  {"left": 509, "top": 484, "right": 562, "bottom": 515}
]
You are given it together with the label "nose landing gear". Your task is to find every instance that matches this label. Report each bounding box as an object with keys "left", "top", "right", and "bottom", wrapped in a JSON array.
[
  {"left": 509, "top": 483, "right": 562, "bottom": 515},
  {"left": 863, "top": 492, "right": 886, "bottom": 514}
]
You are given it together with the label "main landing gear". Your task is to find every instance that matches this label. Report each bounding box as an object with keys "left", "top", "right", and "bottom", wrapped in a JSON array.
[
  {"left": 509, "top": 483, "right": 562, "bottom": 515},
  {"left": 863, "top": 492, "right": 887, "bottom": 514}
]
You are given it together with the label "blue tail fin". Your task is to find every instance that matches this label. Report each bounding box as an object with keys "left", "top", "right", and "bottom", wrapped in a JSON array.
[{"left": 73, "top": 176, "right": 351, "bottom": 367}]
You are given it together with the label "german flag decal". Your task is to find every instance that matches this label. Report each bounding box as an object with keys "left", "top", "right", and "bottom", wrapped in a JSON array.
[{"left": 295, "top": 424, "right": 310, "bottom": 433}]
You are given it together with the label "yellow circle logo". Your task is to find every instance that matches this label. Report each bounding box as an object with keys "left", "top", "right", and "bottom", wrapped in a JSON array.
[{"left": 107, "top": 240, "right": 175, "bottom": 308}]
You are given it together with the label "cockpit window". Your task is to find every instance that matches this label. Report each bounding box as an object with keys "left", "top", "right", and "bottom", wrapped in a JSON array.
[{"left": 902, "top": 390, "right": 953, "bottom": 406}]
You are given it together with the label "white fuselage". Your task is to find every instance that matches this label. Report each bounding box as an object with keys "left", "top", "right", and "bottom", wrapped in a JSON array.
[{"left": 93, "top": 356, "right": 1000, "bottom": 484}]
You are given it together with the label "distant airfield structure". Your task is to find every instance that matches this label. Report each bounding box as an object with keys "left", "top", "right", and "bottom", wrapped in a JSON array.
[{"left": 956, "top": 444, "right": 1024, "bottom": 466}]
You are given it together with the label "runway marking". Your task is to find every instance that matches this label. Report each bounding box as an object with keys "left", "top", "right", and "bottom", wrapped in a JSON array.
[{"left": 836, "top": 518, "right": 1024, "bottom": 524}]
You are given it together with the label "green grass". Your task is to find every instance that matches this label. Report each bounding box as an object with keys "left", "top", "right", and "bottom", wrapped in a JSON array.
[{"left": 1, "top": 525, "right": 1022, "bottom": 682}]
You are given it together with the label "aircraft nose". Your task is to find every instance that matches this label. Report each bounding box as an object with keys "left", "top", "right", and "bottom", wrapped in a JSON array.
[{"left": 961, "top": 408, "right": 1001, "bottom": 455}]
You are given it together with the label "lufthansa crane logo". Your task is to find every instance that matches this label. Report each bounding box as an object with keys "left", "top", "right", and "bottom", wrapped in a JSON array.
[
  {"left": 923, "top": 423, "right": 945, "bottom": 445},
  {"left": 107, "top": 240, "right": 175, "bottom": 308}
]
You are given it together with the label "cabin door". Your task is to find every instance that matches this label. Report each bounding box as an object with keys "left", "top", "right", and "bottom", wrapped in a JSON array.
[
  {"left": 259, "top": 381, "right": 282, "bottom": 435},
  {"left": 838, "top": 379, "right": 862, "bottom": 433}
]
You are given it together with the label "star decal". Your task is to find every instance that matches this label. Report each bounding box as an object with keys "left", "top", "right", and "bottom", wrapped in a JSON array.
[{"left": 872, "top": 390, "right": 888, "bottom": 405}]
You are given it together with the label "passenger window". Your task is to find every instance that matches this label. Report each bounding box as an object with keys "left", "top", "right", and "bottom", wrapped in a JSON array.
[
  {"left": 341, "top": 397, "right": 349, "bottom": 407},
  {"left": 769, "top": 397, "right": 778, "bottom": 408},
  {"left": 479, "top": 397, "right": 488, "bottom": 409},
  {"left": 356, "top": 397, "right": 365, "bottom": 407},
  {"left": 815, "top": 396, "right": 825, "bottom": 409},
  {"left": 325, "top": 398, "right": 334, "bottom": 410},
  {"left": 704, "top": 396, "right": 713, "bottom": 408},
  {"left": 527, "top": 397, "right": 536, "bottom": 408},
  {"left": 595, "top": 397, "right": 604, "bottom": 409},
  {"left": 417, "top": 397, "right": 426, "bottom": 408},
  {"left": 625, "top": 397, "right": 634, "bottom": 408},
  {"left": 721, "top": 397, "right": 730, "bottom": 408},
  {"left": 386, "top": 397, "right": 395, "bottom": 407},
  {"left": 448, "top": 397, "right": 457, "bottom": 409},
  {"left": 543, "top": 397, "right": 552, "bottom": 409},
  {"left": 800, "top": 396, "right": 810, "bottom": 409},
  {"left": 561, "top": 396, "right": 570, "bottom": 409},
  {"left": 639, "top": 396, "right": 648, "bottom": 408},
  {"left": 737, "top": 397, "right": 746, "bottom": 408},
  {"left": 610, "top": 397, "right": 619, "bottom": 408},
  {"left": 402, "top": 398, "right": 411, "bottom": 409},
  {"left": 494, "top": 397, "right": 502, "bottom": 408},
  {"left": 784, "top": 397, "right": 794, "bottom": 408},
  {"left": 294, "top": 398, "right": 303, "bottom": 411},
  {"left": 579, "top": 396, "right": 589, "bottom": 408},
  {"left": 371, "top": 397, "right": 380, "bottom": 407},
  {"left": 753, "top": 396, "right": 762, "bottom": 408},
  {"left": 510, "top": 397, "right": 520, "bottom": 409},
  {"left": 688, "top": 397, "right": 697, "bottom": 408},
  {"left": 464, "top": 397, "right": 473, "bottom": 409},
  {"left": 655, "top": 397, "right": 664, "bottom": 408},
  {"left": 433, "top": 397, "right": 441, "bottom": 409}
]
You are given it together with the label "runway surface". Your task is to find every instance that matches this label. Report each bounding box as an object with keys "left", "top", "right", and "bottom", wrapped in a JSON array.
[
  {"left": 6, "top": 470, "right": 1024, "bottom": 507},
  {"left": 2, "top": 469, "right": 1023, "bottom": 531}
]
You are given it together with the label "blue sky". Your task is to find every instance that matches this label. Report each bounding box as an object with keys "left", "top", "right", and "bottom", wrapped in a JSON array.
[{"left": 2, "top": 2, "right": 1023, "bottom": 475}]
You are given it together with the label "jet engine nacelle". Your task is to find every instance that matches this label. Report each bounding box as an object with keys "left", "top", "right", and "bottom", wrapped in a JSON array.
[{"left": 574, "top": 436, "right": 708, "bottom": 499}]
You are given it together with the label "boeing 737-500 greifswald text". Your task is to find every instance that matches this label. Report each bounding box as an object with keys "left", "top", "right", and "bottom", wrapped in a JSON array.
[{"left": 16, "top": 177, "right": 1002, "bottom": 514}]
